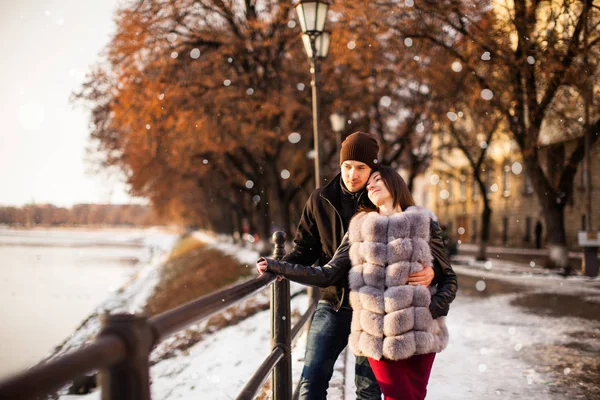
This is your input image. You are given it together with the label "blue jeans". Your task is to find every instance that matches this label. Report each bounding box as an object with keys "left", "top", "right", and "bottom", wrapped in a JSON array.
[{"left": 298, "top": 302, "right": 381, "bottom": 400}]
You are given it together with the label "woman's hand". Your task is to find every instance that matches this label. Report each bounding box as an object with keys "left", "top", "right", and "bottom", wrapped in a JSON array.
[
  {"left": 256, "top": 259, "right": 268, "bottom": 275},
  {"left": 407, "top": 264, "right": 434, "bottom": 286},
  {"left": 256, "top": 258, "right": 284, "bottom": 281}
]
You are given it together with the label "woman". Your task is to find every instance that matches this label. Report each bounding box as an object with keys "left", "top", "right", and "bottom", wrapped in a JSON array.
[{"left": 257, "top": 166, "right": 457, "bottom": 400}]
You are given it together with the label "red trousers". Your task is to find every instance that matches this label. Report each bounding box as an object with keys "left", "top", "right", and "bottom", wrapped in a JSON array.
[{"left": 367, "top": 353, "right": 436, "bottom": 400}]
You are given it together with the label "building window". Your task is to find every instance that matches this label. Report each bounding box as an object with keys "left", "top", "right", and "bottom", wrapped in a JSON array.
[
  {"left": 582, "top": 214, "right": 587, "bottom": 230},
  {"left": 460, "top": 175, "right": 467, "bottom": 202},
  {"left": 472, "top": 179, "right": 480, "bottom": 201},
  {"left": 471, "top": 219, "right": 478, "bottom": 242},
  {"left": 502, "top": 164, "right": 511, "bottom": 197},
  {"left": 523, "top": 172, "right": 534, "bottom": 195},
  {"left": 524, "top": 216, "right": 532, "bottom": 242},
  {"left": 579, "top": 164, "right": 587, "bottom": 190},
  {"left": 485, "top": 166, "right": 494, "bottom": 197},
  {"left": 502, "top": 217, "right": 508, "bottom": 244}
]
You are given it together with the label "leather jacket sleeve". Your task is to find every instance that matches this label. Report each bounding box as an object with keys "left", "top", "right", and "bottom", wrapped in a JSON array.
[
  {"left": 429, "top": 221, "right": 458, "bottom": 319},
  {"left": 262, "top": 222, "right": 458, "bottom": 319},
  {"left": 261, "top": 233, "right": 351, "bottom": 288},
  {"left": 281, "top": 192, "right": 321, "bottom": 266},
  {"left": 430, "top": 221, "right": 445, "bottom": 286}
]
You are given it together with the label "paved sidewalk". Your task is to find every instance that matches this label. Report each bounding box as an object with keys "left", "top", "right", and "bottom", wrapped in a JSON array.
[
  {"left": 457, "top": 243, "right": 592, "bottom": 259},
  {"left": 342, "top": 256, "right": 600, "bottom": 399}
]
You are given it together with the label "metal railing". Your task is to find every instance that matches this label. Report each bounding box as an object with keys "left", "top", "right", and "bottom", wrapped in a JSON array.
[{"left": 0, "top": 231, "right": 318, "bottom": 400}]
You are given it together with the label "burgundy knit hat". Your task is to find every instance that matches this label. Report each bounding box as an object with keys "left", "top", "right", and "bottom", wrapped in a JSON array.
[{"left": 340, "top": 131, "right": 379, "bottom": 169}]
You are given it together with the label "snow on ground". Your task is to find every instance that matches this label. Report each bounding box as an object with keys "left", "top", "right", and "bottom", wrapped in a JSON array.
[
  {"left": 458, "top": 243, "right": 596, "bottom": 260},
  {"left": 61, "top": 290, "right": 311, "bottom": 400},
  {"left": 150, "top": 293, "right": 309, "bottom": 399},
  {"left": 192, "top": 231, "right": 263, "bottom": 267},
  {"left": 452, "top": 255, "right": 600, "bottom": 297},
  {"left": 342, "top": 276, "right": 600, "bottom": 400},
  {"left": 430, "top": 294, "right": 599, "bottom": 399},
  {"left": 427, "top": 295, "right": 567, "bottom": 399},
  {"left": 62, "top": 285, "right": 598, "bottom": 400},
  {"left": 58, "top": 235, "right": 600, "bottom": 399}
]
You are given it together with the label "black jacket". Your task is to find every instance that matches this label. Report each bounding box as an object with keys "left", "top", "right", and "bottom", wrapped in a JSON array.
[
  {"left": 263, "top": 221, "right": 458, "bottom": 318},
  {"left": 282, "top": 175, "right": 456, "bottom": 313},
  {"left": 282, "top": 174, "right": 371, "bottom": 308}
]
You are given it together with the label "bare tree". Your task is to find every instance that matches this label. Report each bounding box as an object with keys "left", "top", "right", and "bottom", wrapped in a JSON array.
[{"left": 379, "top": 0, "right": 600, "bottom": 268}]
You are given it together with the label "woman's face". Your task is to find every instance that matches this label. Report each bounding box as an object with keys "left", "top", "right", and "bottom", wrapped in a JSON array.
[{"left": 366, "top": 172, "right": 391, "bottom": 207}]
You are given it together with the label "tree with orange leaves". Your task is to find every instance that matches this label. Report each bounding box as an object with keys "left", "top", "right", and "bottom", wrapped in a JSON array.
[{"left": 75, "top": 0, "right": 438, "bottom": 239}]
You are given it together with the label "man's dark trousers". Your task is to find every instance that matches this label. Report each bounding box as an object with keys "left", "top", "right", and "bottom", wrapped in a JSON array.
[{"left": 298, "top": 302, "right": 381, "bottom": 400}]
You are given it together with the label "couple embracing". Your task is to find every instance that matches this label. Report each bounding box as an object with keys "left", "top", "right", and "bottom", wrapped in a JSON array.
[{"left": 257, "top": 132, "right": 458, "bottom": 400}]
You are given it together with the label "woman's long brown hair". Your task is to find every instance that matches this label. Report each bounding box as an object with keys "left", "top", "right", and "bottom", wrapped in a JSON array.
[{"left": 360, "top": 165, "right": 416, "bottom": 212}]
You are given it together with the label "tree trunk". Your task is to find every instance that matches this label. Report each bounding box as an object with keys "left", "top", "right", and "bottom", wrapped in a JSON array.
[
  {"left": 278, "top": 198, "right": 292, "bottom": 238},
  {"left": 234, "top": 192, "right": 248, "bottom": 244},
  {"left": 407, "top": 168, "right": 417, "bottom": 193},
  {"left": 523, "top": 149, "right": 570, "bottom": 270},
  {"left": 256, "top": 189, "right": 273, "bottom": 256},
  {"left": 231, "top": 208, "right": 243, "bottom": 244},
  {"left": 477, "top": 202, "right": 492, "bottom": 261},
  {"left": 258, "top": 202, "right": 271, "bottom": 240},
  {"left": 540, "top": 198, "right": 570, "bottom": 269}
]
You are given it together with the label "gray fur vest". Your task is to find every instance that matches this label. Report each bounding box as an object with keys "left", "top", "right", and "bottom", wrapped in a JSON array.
[{"left": 347, "top": 206, "right": 449, "bottom": 361}]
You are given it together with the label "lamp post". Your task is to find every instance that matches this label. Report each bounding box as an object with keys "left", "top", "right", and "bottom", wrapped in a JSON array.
[
  {"left": 329, "top": 110, "right": 346, "bottom": 163},
  {"left": 293, "top": 4, "right": 331, "bottom": 390},
  {"left": 295, "top": 0, "right": 331, "bottom": 188}
]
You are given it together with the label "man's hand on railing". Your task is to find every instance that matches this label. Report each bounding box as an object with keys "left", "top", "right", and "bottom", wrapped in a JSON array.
[
  {"left": 406, "top": 264, "right": 434, "bottom": 286},
  {"left": 256, "top": 258, "right": 284, "bottom": 281}
]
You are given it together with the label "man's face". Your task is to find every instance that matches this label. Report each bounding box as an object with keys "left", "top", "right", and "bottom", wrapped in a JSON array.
[{"left": 341, "top": 160, "right": 372, "bottom": 192}]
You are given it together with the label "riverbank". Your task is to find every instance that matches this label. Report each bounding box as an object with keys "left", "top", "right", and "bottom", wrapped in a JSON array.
[
  {"left": 0, "top": 227, "right": 179, "bottom": 380},
  {"left": 57, "top": 231, "right": 306, "bottom": 399},
  {"left": 35, "top": 230, "right": 270, "bottom": 397}
]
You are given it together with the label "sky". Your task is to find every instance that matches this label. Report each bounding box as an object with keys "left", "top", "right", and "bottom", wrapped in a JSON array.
[{"left": 0, "top": 0, "right": 144, "bottom": 207}]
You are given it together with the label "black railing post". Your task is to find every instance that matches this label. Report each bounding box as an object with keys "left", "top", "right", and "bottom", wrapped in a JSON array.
[
  {"left": 98, "top": 313, "right": 153, "bottom": 400},
  {"left": 271, "top": 231, "right": 291, "bottom": 400}
]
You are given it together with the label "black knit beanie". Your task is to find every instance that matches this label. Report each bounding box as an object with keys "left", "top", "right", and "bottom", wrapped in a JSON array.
[{"left": 340, "top": 131, "right": 379, "bottom": 169}]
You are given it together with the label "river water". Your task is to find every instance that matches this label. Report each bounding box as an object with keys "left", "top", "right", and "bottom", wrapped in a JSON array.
[{"left": 0, "top": 227, "right": 164, "bottom": 379}]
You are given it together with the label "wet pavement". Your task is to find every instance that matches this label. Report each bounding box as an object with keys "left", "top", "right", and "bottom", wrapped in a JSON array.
[
  {"left": 512, "top": 293, "right": 600, "bottom": 323},
  {"left": 457, "top": 245, "right": 594, "bottom": 273},
  {"left": 447, "top": 264, "right": 600, "bottom": 400}
]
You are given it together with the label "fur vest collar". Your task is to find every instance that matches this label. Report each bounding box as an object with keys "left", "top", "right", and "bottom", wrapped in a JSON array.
[{"left": 346, "top": 206, "right": 449, "bottom": 361}]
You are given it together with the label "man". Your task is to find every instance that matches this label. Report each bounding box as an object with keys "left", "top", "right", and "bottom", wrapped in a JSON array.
[{"left": 283, "top": 132, "right": 437, "bottom": 399}]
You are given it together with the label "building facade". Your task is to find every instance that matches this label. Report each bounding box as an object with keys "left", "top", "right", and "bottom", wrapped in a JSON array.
[{"left": 416, "top": 138, "right": 600, "bottom": 250}]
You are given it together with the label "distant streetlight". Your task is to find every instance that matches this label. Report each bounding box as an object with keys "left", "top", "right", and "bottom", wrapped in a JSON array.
[
  {"left": 295, "top": 0, "right": 331, "bottom": 189},
  {"left": 329, "top": 111, "right": 346, "bottom": 162}
]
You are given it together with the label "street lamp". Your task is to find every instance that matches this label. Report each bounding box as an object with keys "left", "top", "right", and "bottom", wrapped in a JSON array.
[
  {"left": 301, "top": 31, "right": 331, "bottom": 59},
  {"left": 295, "top": 0, "right": 330, "bottom": 35},
  {"left": 329, "top": 110, "right": 345, "bottom": 163},
  {"left": 295, "top": 0, "right": 331, "bottom": 188},
  {"left": 294, "top": 0, "right": 331, "bottom": 376}
]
